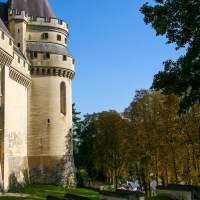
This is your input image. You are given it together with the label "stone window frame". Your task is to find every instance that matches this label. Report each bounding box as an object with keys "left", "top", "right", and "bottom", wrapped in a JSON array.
[
  {"left": 63, "top": 55, "right": 67, "bottom": 61},
  {"left": 43, "top": 33, "right": 49, "bottom": 39},
  {"left": 57, "top": 34, "right": 61, "bottom": 41},
  {"left": 44, "top": 52, "right": 50, "bottom": 59},
  {"left": 33, "top": 52, "right": 38, "bottom": 58}
]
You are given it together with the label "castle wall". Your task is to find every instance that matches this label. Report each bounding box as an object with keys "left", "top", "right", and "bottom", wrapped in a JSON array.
[
  {"left": 3, "top": 63, "right": 29, "bottom": 191},
  {"left": 28, "top": 76, "right": 72, "bottom": 156},
  {"left": 0, "top": 0, "right": 76, "bottom": 189},
  {"left": 27, "top": 76, "right": 74, "bottom": 185},
  {"left": 0, "top": 29, "right": 13, "bottom": 56},
  {"left": 11, "top": 52, "right": 30, "bottom": 76},
  {"left": 30, "top": 53, "right": 74, "bottom": 71},
  {"left": 8, "top": 19, "right": 27, "bottom": 54},
  {"left": 26, "top": 29, "right": 67, "bottom": 46}
]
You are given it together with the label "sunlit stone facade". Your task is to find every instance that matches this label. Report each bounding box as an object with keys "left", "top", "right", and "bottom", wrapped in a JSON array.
[{"left": 0, "top": 0, "right": 76, "bottom": 191}]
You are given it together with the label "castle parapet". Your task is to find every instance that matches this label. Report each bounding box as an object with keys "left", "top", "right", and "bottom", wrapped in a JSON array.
[
  {"left": 8, "top": 9, "right": 68, "bottom": 33},
  {"left": 9, "top": 9, "right": 28, "bottom": 22},
  {"left": 28, "top": 16, "right": 68, "bottom": 32}
]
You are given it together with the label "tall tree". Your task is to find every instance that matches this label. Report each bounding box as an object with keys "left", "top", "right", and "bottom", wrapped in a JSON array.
[
  {"left": 72, "top": 103, "right": 84, "bottom": 169},
  {"left": 79, "top": 113, "right": 100, "bottom": 179},
  {"left": 140, "top": 0, "right": 200, "bottom": 112},
  {"left": 93, "top": 111, "right": 130, "bottom": 189}
]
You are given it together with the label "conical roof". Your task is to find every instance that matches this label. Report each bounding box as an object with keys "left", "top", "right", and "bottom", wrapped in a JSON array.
[{"left": 9, "top": 0, "right": 56, "bottom": 18}]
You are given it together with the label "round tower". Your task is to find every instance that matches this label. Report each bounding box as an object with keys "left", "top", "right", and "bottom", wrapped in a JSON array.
[{"left": 17, "top": 0, "right": 76, "bottom": 186}]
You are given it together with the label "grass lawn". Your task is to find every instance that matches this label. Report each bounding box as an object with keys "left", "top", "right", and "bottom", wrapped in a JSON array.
[
  {"left": 0, "top": 184, "right": 172, "bottom": 200},
  {"left": 5, "top": 184, "right": 99, "bottom": 200}
]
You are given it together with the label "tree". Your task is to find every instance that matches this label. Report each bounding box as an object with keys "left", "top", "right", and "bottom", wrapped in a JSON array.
[
  {"left": 93, "top": 111, "right": 130, "bottom": 189},
  {"left": 79, "top": 113, "right": 100, "bottom": 179},
  {"left": 124, "top": 89, "right": 200, "bottom": 187},
  {"left": 72, "top": 103, "right": 84, "bottom": 169},
  {"left": 72, "top": 103, "right": 82, "bottom": 142},
  {"left": 140, "top": 0, "right": 200, "bottom": 112}
]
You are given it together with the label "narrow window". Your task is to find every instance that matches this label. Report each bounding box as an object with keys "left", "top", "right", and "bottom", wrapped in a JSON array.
[
  {"left": 63, "top": 55, "right": 67, "bottom": 61},
  {"left": 47, "top": 118, "right": 50, "bottom": 124},
  {"left": 60, "top": 82, "right": 66, "bottom": 115},
  {"left": 18, "top": 56, "right": 20, "bottom": 63},
  {"left": 1, "top": 32, "right": 4, "bottom": 40},
  {"left": 18, "top": 29, "right": 20, "bottom": 33},
  {"left": 9, "top": 38, "right": 12, "bottom": 46},
  {"left": 17, "top": 43, "right": 20, "bottom": 47},
  {"left": 43, "top": 33, "right": 48, "bottom": 39},
  {"left": 65, "top": 37, "right": 67, "bottom": 44},
  {"left": 57, "top": 34, "right": 61, "bottom": 41},
  {"left": 33, "top": 52, "right": 38, "bottom": 58},
  {"left": 44, "top": 52, "right": 50, "bottom": 59}
]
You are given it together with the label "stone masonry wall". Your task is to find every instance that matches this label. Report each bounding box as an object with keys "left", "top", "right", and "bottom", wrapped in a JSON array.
[
  {"left": 3, "top": 65, "right": 29, "bottom": 191},
  {"left": 27, "top": 76, "right": 76, "bottom": 187}
]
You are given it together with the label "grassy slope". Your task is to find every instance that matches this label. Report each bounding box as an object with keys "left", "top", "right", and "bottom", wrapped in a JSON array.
[
  {"left": 6, "top": 184, "right": 99, "bottom": 200},
  {"left": 0, "top": 185, "right": 172, "bottom": 200}
]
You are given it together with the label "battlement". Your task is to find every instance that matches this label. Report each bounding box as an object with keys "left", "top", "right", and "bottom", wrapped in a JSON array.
[
  {"left": 28, "top": 16, "right": 68, "bottom": 32},
  {"left": 9, "top": 9, "right": 28, "bottom": 22},
  {"left": 8, "top": 9, "right": 68, "bottom": 32}
]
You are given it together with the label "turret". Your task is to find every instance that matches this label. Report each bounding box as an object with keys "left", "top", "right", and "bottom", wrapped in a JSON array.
[
  {"left": 8, "top": 10, "right": 28, "bottom": 54},
  {"left": 0, "top": 0, "right": 76, "bottom": 189},
  {"left": 18, "top": 0, "right": 76, "bottom": 186}
]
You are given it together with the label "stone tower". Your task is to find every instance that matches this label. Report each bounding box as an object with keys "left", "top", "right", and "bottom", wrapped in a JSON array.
[{"left": 0, "top": 0, "right": 76, "bottom": 191}]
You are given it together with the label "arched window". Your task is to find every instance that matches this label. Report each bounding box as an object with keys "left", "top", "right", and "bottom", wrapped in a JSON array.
[{"left": 60, "top": 82, "right": 66, "bottom": 115}]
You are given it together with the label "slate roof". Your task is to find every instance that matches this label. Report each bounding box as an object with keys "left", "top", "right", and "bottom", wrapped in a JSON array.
[
  {"left": 26, "top": 42, "right": 74, "bottom": 58},
  {"left": 13, "top": 45, "right": 26, "bottom": 60},
  {"left": 10, "top": 0, "right": 56, "bottom": 18},
  {"left": 0, "top": 17, "right": 13, "bottom": 39}
]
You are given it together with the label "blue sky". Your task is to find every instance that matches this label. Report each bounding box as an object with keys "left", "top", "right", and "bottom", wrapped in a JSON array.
[
  {"left": 50, "top": 0, "right": 185, "bottom": 117},
  {"left": 1, "top": 0, "right": 185, "bottom": 117}
]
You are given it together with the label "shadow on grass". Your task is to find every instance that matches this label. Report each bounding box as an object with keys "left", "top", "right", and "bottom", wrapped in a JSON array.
[{"left": 8, "top": 184, "right": 99, "bottom": 200}]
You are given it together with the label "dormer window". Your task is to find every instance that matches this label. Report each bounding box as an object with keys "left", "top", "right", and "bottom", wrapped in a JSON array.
[
  {"left": 44, "top": 52, "right": 50, "bottom": 59},
  {"left": 33, "top": 52, "right": 38, "bottom": 58},
  {"left": 43, "top": 33, "right": 49, "bottom": 39},
  {"left": 57, "top": 34, "right": 61, "bottom": 41},
  {"left": 63, "top": 55, "right": 67, "bottom": 61},
  {"left": 31, "top": 52, "right": 38, "bottom": 59}
]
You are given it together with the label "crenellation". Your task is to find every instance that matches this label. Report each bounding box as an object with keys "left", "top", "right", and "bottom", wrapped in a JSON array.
[
  {"left": 28, "top": 16, "right": 68, "bottom": 32},
  {"left": 9, "top": 9, "right": 28, "bottom": 22}
]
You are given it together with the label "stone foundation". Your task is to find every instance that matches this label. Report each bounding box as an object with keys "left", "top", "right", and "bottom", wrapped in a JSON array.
[{"left": 28, "top": 155, "right": 76, "bottom": 187}]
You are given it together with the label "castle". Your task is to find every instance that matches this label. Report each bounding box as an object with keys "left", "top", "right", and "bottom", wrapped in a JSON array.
[{"left": 0, "top": 0, "right": 76, "bottom": 191}]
